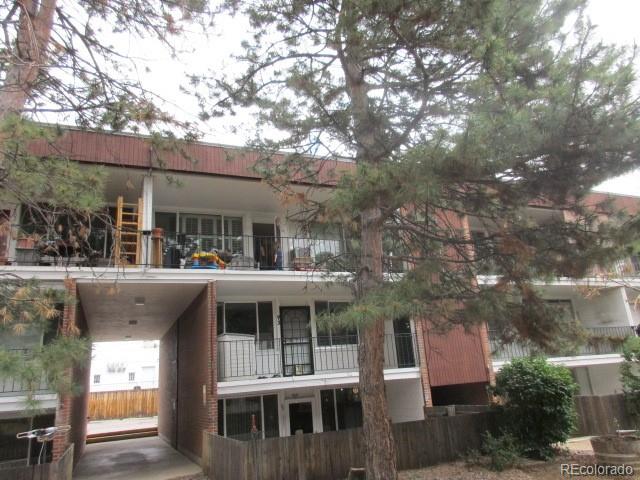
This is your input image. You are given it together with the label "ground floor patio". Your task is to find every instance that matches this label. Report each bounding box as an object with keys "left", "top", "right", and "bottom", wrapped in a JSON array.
[{"left": 73, "top": 436, "right": 202, "bottom": 480}]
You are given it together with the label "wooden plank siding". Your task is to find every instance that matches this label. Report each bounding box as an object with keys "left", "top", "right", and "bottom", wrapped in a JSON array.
[
  {"left": 425, "top": 326, "right": 490, "bottom": 386},
  {"left": 1, "top": 444, "right": 73, "bottom": 480},
  {"left": 206, "top": 412, "right": 499, "bottom": 480},
  {"left": 573, "top": 394, "right": 633, "bottom": 436},
  {"left": 88, "top": 389, "right": 158, "bottom": 421},
  {"left": 27, "top": 128, "right": 354, "bottom": 185}
]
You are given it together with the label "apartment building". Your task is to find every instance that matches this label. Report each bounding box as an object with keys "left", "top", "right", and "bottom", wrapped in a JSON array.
[
  {"left": 0, "top": 128, "right": 637, "bottom": 465},
  {"left": 89, "top": 341, "right": 159, "bottom": 393}
]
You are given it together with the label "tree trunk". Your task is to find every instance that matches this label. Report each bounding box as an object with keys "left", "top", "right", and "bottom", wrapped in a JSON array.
[
  {"left": 0, "top": 0, "right": 57, "bottom": 121},
  {"left": 357, "top": 205, "right": 398, "bottom": 480}
]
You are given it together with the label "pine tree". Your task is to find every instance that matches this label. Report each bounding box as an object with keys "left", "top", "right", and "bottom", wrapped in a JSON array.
[
  {"left": 197, "top": 1, "right": 640, "bottom": 477},
  {"left": 0, "top": 0, "right": 210, "bottom": 407}
]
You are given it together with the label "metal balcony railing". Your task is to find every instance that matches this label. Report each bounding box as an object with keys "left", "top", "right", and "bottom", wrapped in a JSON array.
[
  {"left": 7, "top": 225, "right": 408, "bottom": 272},
  {"left": 0, "top": 349, "right": 50, "bottom": 395},
  {"left": 217, "top": 333, "right": 419, "bottom": 381},
  {"left": 489, "top": 326, "right": 634, "bottom": 361}
]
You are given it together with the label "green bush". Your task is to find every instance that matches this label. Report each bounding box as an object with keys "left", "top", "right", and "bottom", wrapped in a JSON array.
[
  {"left": 620, "top": 336, "right": 640, "bottom": 426},
  {"left": 481, "top": 431, "right": 522, "bottom": 472},
  {"left": 494, "top": 356, "right": 578, "bottom": 459}
]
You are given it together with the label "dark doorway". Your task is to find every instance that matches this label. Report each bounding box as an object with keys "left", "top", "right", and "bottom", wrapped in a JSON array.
[
  {"left": 253, "top": 223, "right": 280, "bottom": 270},
  {"left": 280, "top": 307, "right": 313, "bottom": 376},
  {"left": 288, "top": 402, "right": 313, "bottom": 435},
  {"left": 393, "top": 318, "right": 416, "bottom": 368}
]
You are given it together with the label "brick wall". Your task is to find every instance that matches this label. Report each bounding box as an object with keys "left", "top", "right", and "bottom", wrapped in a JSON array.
[
  {"left": 158, "top": 321, "right": 178, "bottom": 446},
  {"left": 174, "top": 281, "right": 217, "bottom": 462},
  {"left": 69, "top": 302, "right": 91, "bottom": 464},
  {"left": 51, "top": 278, "right": 77, "bottom": 461}
]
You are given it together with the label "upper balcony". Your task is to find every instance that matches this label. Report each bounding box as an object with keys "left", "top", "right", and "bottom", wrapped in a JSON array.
[
  {"left": 489, "top": 325, "right": 634, "bottom": 363},
  {"left": 217, "top": 333, "right": 419, "bottom": 382},
  {"left": 3, "top": 223, "right": 407, "bottom": 274}
]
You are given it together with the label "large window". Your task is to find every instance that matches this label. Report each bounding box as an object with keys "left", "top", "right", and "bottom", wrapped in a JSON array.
[
  {"left": 154, "top": 212, "right": 244, "bottom": 254},
  {"left": 217, "top": 302, "right": 274, "bottom": 349},
  {"left": 315, "top": 302, "right": 357, "bottom": 346},
  {"left": 220, "top": 394, "right": 279, "bottom": 440},
  {"left": 320, "top": 388, "right": 363, "bottom": 431}
]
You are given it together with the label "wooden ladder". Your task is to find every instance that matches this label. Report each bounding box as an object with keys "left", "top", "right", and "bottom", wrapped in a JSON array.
[{"left": 114, "top": 196, "right": 144, "bottom": 266}]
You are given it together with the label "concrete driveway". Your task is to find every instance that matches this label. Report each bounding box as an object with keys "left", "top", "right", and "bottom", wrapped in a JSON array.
[{"left": 73, "top": 436, "right": 202, "bottom": 480}]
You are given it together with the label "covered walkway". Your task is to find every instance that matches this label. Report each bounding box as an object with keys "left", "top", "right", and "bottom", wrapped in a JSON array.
[{"left": 73, "top": 436, "right": 202, "bottom": 480}]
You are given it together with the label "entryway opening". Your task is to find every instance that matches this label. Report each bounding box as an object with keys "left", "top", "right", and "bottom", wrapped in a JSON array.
[
  {"left": 87, "top": 340, "right": 160, "bottom": 441},
  {"left": 287, "top": 401, "right": 314, "bottom": 435}
]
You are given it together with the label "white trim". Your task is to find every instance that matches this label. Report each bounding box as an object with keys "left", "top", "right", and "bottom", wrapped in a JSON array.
[
  {"left": 283, "top": 396, "right": 318, "bottom": 435},
  {"left": 0, "top": 265, "right": 351, "bottom": 284},
  {"left": 0, "top": 393, "right": 57, "bottom": 415},
  {"left": 492, "top": 353, "right": 623, "bottom": 371},
  {"left": 217, "top": 368, "right": 420, "bottom": 396}
]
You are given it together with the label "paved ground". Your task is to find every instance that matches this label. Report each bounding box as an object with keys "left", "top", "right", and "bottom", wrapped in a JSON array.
[
  {"left": 87, "top": 416, "right": 158, "bottom": 435},
  {"left": 73, "top": 436, "right": 202, "bottom": 480}
]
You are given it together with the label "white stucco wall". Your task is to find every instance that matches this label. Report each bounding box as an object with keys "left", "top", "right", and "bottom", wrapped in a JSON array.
[
  {"left": 571, "top": 287, "right": 630, "bottom": 327},
  {"left": 386, "top": 379, "right": 425, "bottom": 423},
  {"left": 572, "top": 363, "right": 623, "bottom": 395}
]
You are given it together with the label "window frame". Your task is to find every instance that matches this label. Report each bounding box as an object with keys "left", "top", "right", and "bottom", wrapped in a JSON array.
[
  {"left": 217, "top": 301, "right": 275, "bottom": 350},
  {"left": 93, "top": 374, "right": 100, "bottom": 384},
  {"left": 314, "top": 301, "right": 358, "bottom": 348}
]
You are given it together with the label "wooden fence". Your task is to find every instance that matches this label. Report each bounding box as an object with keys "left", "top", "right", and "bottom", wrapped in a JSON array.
[
  {"left": 88, "top": 389, "right": 158, "bottom": 420},
  {"left": 573, "top": 394, "right": 634, "bottom": 436},
  {"left": 1, "top": 444, "right": 73, "bottom": 480},
  {"left": 204, "top": 411, "right": 498, "bottom": 480}
]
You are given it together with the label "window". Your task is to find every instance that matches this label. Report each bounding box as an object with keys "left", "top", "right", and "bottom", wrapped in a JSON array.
[
  {"left": 93, "top": 375, "right": 100, "bottom": 384},
  {"left": 154, "top": 212, "right": 177, "bottom": 234},
  {"left": 545, "top": 300, "right": 575, "bottom": 323},
  {"left": 224, "top": 396, "right": 262, "bottom": 441},
  {"left": 128, "top": 372, "right": 135, "bottom": 381},
  {"left": 225, "top": 303, "right": 256, "bottom": 335},
  {"left": 320, "top": 390, "right": 337, "bottom": 432},
  {"left": 218, "top": 302, "right": 274, "bottom": 349},
  {"left": 320, "top": 388, "right": 363, "bottom": 431},
  {"left": 220, "top": 395, "right": 279, "bottom": 440},
  {"left": 315, "top": 302, "right": 357, "bottom": 346}
]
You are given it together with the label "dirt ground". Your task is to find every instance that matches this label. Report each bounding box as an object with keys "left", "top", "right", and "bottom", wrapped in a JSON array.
[{"left": 399, "top": 454, "right": 639, "bottom": 480}]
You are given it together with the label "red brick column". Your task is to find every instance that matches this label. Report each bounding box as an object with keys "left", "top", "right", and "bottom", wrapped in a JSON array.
[
  {"left": 206, "top": 281, "right": 218, "bottom": 434},
  {"left": 51, "top": 278, "right": 77, "bottom": 461},
  {"left": 414, "top": 316, "right": 433, "bottom": 408}
]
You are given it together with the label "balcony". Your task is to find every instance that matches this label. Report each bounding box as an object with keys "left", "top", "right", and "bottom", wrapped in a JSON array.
[
  {"left": 6, "top": 225, "right": 407, "bottom": 273},
  {"left": 0, "top": 349, "right": 50, "bottom": 396},
  {"left": 217, "top": 334, "right": 419, "bottom": 381},
  {"left": 489, "top": 326, "right": 634, "bottom": 362}
]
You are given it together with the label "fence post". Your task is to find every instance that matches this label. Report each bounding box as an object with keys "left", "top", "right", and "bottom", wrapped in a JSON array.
[{"left": 295, "top": 430, "right": 306, "bottom": 480}]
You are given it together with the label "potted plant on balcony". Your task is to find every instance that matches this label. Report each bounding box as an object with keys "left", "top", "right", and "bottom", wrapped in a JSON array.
[{"left": 590, "top": 337, "right": 640, "bottom": 466}]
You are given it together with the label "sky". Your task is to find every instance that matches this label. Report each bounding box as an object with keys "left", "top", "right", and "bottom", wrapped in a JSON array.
[{"left": 103, "top": 0, "right": 640, "bottom": 196}]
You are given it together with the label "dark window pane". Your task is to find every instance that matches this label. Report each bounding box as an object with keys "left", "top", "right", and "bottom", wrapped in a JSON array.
[
  {"left": 155, "top": 212, "right": 176, "bottom": 233},
  {"left": 218, "top": 399, "right": 224, "bottom": 436},
  {"left": 225, "top": 303, "right": 257, "bottom": 335},
  {"left": 258, "top": 302, "right": 274, "bottom": 349},
  {"left": 225, "top": 396, "right": 261, "bottom": 441},
  {"left": 217, "top": 303, "right": 224, "bottom": 335},
  {"left": 320, "top": 390, "right": 336, "bottom": 432},
  {"left": 335, "top": 387, "right": 363, "bottom": 430},
  {"left": 263, "top": 395, "right": 279, "bottom": 438}
]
